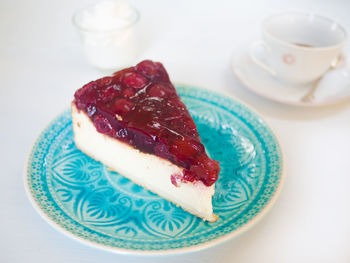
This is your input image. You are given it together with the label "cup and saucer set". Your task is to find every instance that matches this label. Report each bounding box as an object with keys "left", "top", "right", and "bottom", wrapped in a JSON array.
[{"left": 231, "top": 12, "right": 350, "bottom": 107}]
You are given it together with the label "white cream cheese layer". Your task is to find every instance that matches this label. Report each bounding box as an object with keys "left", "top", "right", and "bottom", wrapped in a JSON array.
[{"left": 71, "top": 104, "right": 217, "bottom": 221}]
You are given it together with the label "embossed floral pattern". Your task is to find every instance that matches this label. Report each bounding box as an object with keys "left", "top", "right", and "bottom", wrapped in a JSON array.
[
  {"left": 26, "top": 85, "right": 283, "bottom": 253},
  {"left": 143, "top": 201, "right": 194, "bottom": 237},
  {"left": 64, "top": 158, "right": 99, "bottom": 181},
  {"left": 85, "top": 189, "right": 131, "bottom": 219}
]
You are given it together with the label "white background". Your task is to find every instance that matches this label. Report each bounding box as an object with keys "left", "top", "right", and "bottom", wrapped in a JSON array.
[{"left": 1, "top": 0, "right": 350, "bottom": 262}]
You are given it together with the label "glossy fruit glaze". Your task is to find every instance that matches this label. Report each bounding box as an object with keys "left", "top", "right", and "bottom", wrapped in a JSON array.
[{"left": 73, "top": 60, "right": 219, "bottom": 186}]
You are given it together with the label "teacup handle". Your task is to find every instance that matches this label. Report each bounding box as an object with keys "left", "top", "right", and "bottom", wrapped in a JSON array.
[{"left": 250, "top": 41, "right": 277, "bottom": 76}]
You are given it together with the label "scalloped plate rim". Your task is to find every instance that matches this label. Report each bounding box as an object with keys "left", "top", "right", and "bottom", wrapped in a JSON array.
[{"left": 23, "top": 84, "right": 285, "bottom": 255}]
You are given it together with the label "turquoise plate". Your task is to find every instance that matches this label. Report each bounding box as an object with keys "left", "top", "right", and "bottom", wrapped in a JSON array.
[{"left": 25, "top": 85, "right": 283, "bottom": 255}]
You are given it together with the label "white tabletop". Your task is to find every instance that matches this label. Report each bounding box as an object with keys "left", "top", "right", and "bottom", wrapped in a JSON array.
[{"left": 1, "top": 0, "right": 350, "bottom": 262}]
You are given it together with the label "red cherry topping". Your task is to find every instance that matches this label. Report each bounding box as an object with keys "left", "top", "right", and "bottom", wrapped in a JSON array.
[{"left": 73, "top": 60, "right": 220, "bottom": 186}]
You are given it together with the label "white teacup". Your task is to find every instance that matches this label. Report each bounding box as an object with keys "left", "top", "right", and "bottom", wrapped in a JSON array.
[{"left": 250, "top": 12, "right": 347, "bottom": 84}]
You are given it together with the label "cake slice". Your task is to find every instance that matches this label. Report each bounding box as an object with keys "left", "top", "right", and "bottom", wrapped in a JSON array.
[{"left": 71, "top": 60, "right": 220, "bottom": 221}]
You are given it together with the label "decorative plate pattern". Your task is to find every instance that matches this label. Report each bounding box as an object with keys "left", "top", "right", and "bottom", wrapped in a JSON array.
[{"left": 25, "top": 85, "right": 283, "bottom": 254}]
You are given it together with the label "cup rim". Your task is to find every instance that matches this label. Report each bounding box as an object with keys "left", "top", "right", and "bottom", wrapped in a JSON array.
[
  {"left": 262, "top": 11, "right": 347, "bottom": 51},
  {"left": 72, "top": 0, "right": 140, "bottom": 34}
]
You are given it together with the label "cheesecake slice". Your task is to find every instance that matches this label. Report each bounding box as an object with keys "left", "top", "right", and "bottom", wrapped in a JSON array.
[{"left": 71, "top": 60, "right": 220, "bottom": 221}]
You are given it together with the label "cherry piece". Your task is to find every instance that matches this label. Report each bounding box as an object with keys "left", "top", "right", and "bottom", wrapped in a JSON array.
[
  {"left": 148, "top": 83, "right": 174, "bottom": 98},
  {"left": 122, "top": 88, "right": 136, "bottom": 98},
  {"left": 93, "top": 115, "right": 113, "bottom": 136},
  {"left": 135, "top": 60, "right": 160, "bottom": 78},
  {"left": 113, "top": 99, "right": 134, "bottom": 114},
  {"left": 122, "top": 72, "right": 148, "bottom": 89}
]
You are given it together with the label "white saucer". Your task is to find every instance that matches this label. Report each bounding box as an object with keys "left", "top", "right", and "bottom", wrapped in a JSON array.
[{"left": 231, "top": 50, "right": 350, "bottom": 106}]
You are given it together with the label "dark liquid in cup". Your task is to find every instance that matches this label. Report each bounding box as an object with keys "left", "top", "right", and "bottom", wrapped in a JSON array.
[{"left": 293, "top": 43, "right": 315, "bottom": 48}]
